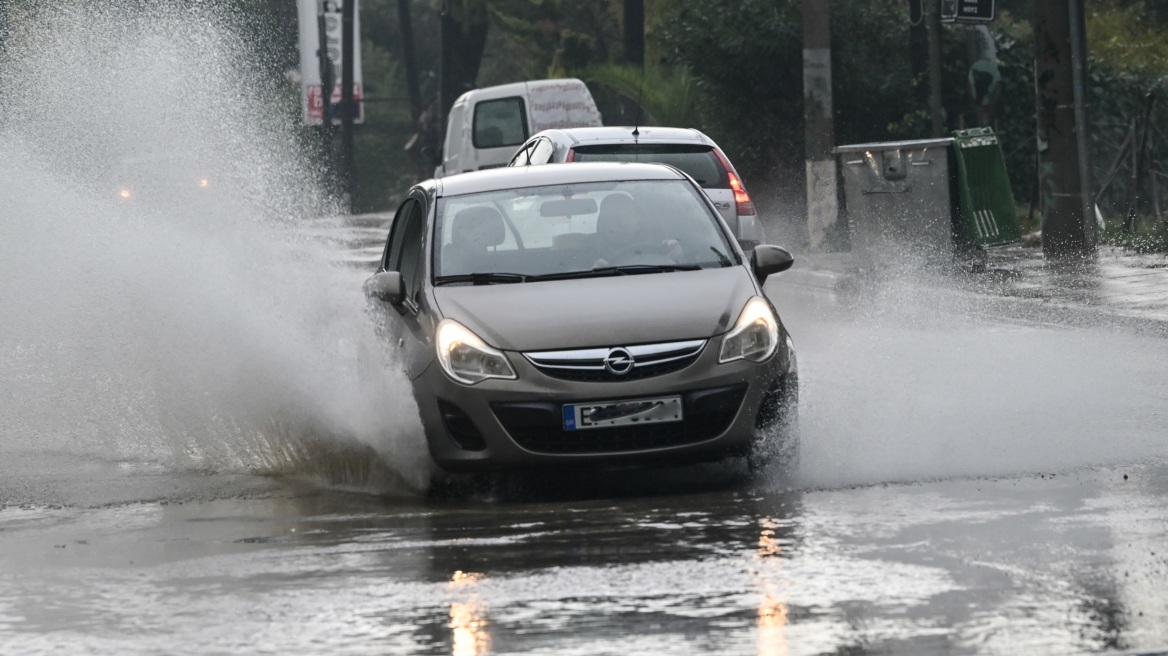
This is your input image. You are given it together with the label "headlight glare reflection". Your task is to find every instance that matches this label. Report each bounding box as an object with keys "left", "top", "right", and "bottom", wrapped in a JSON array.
[
  {"left": 436, "top": 319, "right": 517, "bottom": 385},
  {"left": 719, "top": 296, "right": 779, "bottom": 363}
]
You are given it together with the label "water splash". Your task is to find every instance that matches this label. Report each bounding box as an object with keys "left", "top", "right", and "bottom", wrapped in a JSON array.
[{"left": 0, "top": 1, "right": 429, "bottom": 500}]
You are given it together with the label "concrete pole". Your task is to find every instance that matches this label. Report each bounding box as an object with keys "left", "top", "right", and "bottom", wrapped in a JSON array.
[
  {"left": 803, "top": 0, "right": 838, "bottom": 251},
  {"left": 1034, "top": 0, "right": 1094, "bottom": 255}
]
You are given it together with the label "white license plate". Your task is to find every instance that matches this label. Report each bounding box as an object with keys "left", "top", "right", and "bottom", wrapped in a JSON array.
[{"left": 562, "top": 396, "right": 683, "bottom": 431}]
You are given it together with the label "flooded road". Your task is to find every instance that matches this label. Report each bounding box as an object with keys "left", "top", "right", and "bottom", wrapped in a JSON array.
[
  {"left": 4, "top": 268, "right": 1168, "bottom": 654},
  {"left": 3, "top": 457, "right": 1168, "bottom": 655}
]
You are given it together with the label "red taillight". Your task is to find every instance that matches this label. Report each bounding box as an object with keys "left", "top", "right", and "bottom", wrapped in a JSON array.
[
  {"left": 565, "top": 149, "right": 576, "bottom": 162},
  {"left": 727, "top": 171, "right": 756, "bottom": 216},
  {"left": 713, "top": 149, "right": 755, "bottom": 216}
]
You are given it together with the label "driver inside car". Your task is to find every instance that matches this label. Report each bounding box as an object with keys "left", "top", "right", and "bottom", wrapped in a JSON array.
[{"left": 592, "top": 193, "right": 684, "bottom": 268}]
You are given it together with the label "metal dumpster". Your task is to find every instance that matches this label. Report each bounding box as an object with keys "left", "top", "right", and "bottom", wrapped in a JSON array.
[
  {"left": 833, "top": 128, "right": 1020, "bottom": 260},
  {"left": 833, "top": 137, "right": 957, "bottom": 260}
]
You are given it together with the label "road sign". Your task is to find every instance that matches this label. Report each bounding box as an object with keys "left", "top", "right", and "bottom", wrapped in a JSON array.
[
  {"left": 940, "top": 0, "right": 995, "bottom": 23},
  {"left": 297, "top": 0, "right": 363, "bottom": 126}
]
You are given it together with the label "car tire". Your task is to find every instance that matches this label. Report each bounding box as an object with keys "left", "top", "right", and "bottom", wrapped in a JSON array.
[{"left": 748, "top": 373, "right": 800, "bottom": 475}]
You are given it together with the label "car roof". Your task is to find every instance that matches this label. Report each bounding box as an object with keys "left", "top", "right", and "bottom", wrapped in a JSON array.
[
  {"left": 532, "top": 126, "right": 715, "bottom": 147},
  {"left": 434, "top": 162, "right": 688, "bottom": 197}
]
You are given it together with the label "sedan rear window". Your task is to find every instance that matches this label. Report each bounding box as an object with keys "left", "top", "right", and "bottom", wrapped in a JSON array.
[{"left": 570, "top": 145, "right": 728, "bottom": 188}]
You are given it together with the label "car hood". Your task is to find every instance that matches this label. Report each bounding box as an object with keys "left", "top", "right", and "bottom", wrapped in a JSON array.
[{"left": 432, "top": 266, "right": 759, "bottom": 351}]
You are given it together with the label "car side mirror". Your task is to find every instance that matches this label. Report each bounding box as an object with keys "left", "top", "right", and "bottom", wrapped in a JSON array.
[
  {"left": 363, "top": 271, "right": 405, "bottom": 305},
  {"left": 751, "top": 245, "right": 794, "bottom": 284}
]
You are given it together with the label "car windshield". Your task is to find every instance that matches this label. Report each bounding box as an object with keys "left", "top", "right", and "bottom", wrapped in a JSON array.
[
  {"left": 570, "top": 145, "right": 728, "bottom": 188},
  {"left": 433, "top": 179, "right": 737, "bottom": 282}
]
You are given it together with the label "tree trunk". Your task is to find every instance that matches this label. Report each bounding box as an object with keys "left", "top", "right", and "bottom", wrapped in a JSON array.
[
  {"left": 439, "top": 1, "right": 490, "bottom": 144},
  {"left": 623, "top": 0, "right": 644, "bottom": 66}
]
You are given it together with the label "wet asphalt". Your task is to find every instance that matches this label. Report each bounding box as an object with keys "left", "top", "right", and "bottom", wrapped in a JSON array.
[{"left": 3, "top": 226, "right": 1168, "bottom": 654}]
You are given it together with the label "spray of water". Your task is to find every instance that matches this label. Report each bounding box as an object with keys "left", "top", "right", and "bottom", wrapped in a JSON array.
[
  {"left": 773, "top": 252, "right": 1168, "bottom": 490},
  {"left": 0, "top": 1, "right": 430, "bottom": 498}
]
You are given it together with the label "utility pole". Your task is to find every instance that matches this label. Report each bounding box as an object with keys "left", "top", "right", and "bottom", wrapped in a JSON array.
[
  {"left": 1034, "top": 0, "right": 1094, "bottom": 255},
  {"left": 803, "top": 0, "right": 838, "bottom": 251},
  {"left": 340, "top": 0, "right": 356, "bottom": 213},
  {"left": 316, "top": 3, "right": 336, "bottom": 198}
]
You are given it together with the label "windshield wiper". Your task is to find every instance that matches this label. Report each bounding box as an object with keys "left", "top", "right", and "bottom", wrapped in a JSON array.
[
  {"left": 433, "top": 272, "right": 528, "bottom": 286},
  {"left": 528, "top": 264, "right": 702, "bottom": 281}
]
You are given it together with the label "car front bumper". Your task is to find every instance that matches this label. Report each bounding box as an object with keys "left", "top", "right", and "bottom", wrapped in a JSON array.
[{"left": 411, "top": 339, "right": 794, "bottom": 472}]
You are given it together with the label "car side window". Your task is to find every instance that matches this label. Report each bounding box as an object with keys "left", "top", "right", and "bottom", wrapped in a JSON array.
[
  {"left": 384, "top": 199, "right": 425, "bottom": 300},
  {"left": 395, "top": 202, "right": 426, "bottom": 301},
  {"left": 508, "top": 141, "right": 535, "bottom": 167},
  {"left": 529, "top": 138, "right": 555, "bottom": 165},
  {"left": 382, "top": 199, "right": 415, "bottom": 271}
]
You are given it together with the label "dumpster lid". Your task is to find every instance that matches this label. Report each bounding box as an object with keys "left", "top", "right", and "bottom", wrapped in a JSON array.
[{"left": 832, "top": 138, "right": 953, "bottom": 155}]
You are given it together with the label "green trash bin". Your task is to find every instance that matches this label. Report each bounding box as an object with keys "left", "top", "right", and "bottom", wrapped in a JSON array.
[{"left": 951, "top": 127, "right": 1021, "bottom": 248}]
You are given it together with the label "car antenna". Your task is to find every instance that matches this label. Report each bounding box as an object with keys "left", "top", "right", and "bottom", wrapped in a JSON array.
[{"left": 632, "top": 66, "right": 645, "bottom": 139}]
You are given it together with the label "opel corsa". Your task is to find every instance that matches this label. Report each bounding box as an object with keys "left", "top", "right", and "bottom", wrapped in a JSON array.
[{"left": 363, "top": 162, "right": 798, "bottom": 475}]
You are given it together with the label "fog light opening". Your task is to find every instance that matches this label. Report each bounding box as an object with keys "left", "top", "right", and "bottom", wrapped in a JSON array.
[{"left": 438, "top": 400, "right": 487, "bottom": 452}]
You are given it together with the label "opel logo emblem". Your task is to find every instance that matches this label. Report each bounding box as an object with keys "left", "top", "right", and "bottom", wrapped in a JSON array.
[{"left": 603, "top": 348, "right": 635, "bottom": 375}]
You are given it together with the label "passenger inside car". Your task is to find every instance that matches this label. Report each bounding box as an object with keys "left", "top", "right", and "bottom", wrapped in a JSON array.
[
  {"left": 442, "top": 205, "right": 506, "bottom": 275},
  {"left": 592, "top": 193, "right": 683, "bottom": 267}
]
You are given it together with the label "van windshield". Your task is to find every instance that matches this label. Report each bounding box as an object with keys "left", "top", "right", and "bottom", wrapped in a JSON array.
[
  {"left": 570, "top": 145, "right": 728, "bottom": 188},
  {"left": 433, "top": 179, "right": 738, "bottom": 282}
]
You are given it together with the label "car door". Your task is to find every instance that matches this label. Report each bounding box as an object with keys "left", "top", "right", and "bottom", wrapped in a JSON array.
[{"left": 379, "top": 193, "right": 438, "bottom": 380}]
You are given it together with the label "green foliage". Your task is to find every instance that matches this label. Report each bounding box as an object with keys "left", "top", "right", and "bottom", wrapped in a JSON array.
[
  {"left": 353, "top": 38, "right": 418, "bottom": 212},
  {"left": 581, "top": 63, "right": 696, "bottom": 127}
]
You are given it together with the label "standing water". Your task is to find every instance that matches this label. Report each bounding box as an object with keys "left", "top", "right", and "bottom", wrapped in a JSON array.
[{"left": 0, "top": 2, "right": 430, "bottom": 502}]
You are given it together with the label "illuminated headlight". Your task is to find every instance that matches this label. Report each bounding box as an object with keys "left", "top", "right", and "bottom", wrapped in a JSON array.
[
  {"left": 719, "top": 296, "right": 779, "bottom": 363},
  {"left": 436, "top": 319, "right": 517, "bottom": 385}
]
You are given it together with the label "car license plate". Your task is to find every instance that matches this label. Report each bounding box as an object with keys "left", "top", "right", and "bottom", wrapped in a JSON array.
[{"left": 562, "top": 396, "right": 683, "bottom": 431}]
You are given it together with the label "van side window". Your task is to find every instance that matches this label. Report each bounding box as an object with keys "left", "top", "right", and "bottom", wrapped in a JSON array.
[{"left": 473, "top": 97, "right": 528, "bottom": 149}]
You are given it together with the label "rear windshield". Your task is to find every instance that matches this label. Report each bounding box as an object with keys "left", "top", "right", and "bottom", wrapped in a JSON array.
[{"left": 570, "top": 145, "right": 728, "bottom": 188}]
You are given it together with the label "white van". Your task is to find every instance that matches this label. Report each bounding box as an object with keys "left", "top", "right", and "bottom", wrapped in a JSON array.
[{"left": 435, "top": 78, "right": 602, "bottom": 178}]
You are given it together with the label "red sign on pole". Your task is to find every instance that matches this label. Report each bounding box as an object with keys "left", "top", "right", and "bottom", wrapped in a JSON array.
[{"left": 306, "top": 83, "right": 364, "bottom": 125}]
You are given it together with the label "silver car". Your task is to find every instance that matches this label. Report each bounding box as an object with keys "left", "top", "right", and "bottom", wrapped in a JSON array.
[
  {"left": 363, "top": 162, "right": 798, "bottom": 475},
  {"left": 507, "top": 126, "right": 766, "bottom": 250}
]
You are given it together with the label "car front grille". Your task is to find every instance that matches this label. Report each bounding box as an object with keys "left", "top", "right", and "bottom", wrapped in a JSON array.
[
  {"left": 523, "top": 339, "right": 706, "bottom": 383},
  {"left": 491, "top": 384, "right": 746, "bottom": 455}
]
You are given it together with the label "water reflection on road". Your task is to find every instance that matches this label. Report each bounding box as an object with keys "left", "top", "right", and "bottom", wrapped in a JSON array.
[{"left": 2, "top": 460, "right": 1167, "bottom": 655}]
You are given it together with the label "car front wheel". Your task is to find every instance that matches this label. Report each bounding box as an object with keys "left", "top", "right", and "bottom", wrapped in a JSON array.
[{"left": 748, "top": 373, "right": 800, "bottom": 475}]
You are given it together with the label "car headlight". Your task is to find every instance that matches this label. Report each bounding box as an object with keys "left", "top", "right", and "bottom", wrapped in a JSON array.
[
  {"left": 719, "top": 296, "right": 780, "bottom": 363},
  {"left": 435, "top": 319, "right": 517, "bottom": 385}
]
